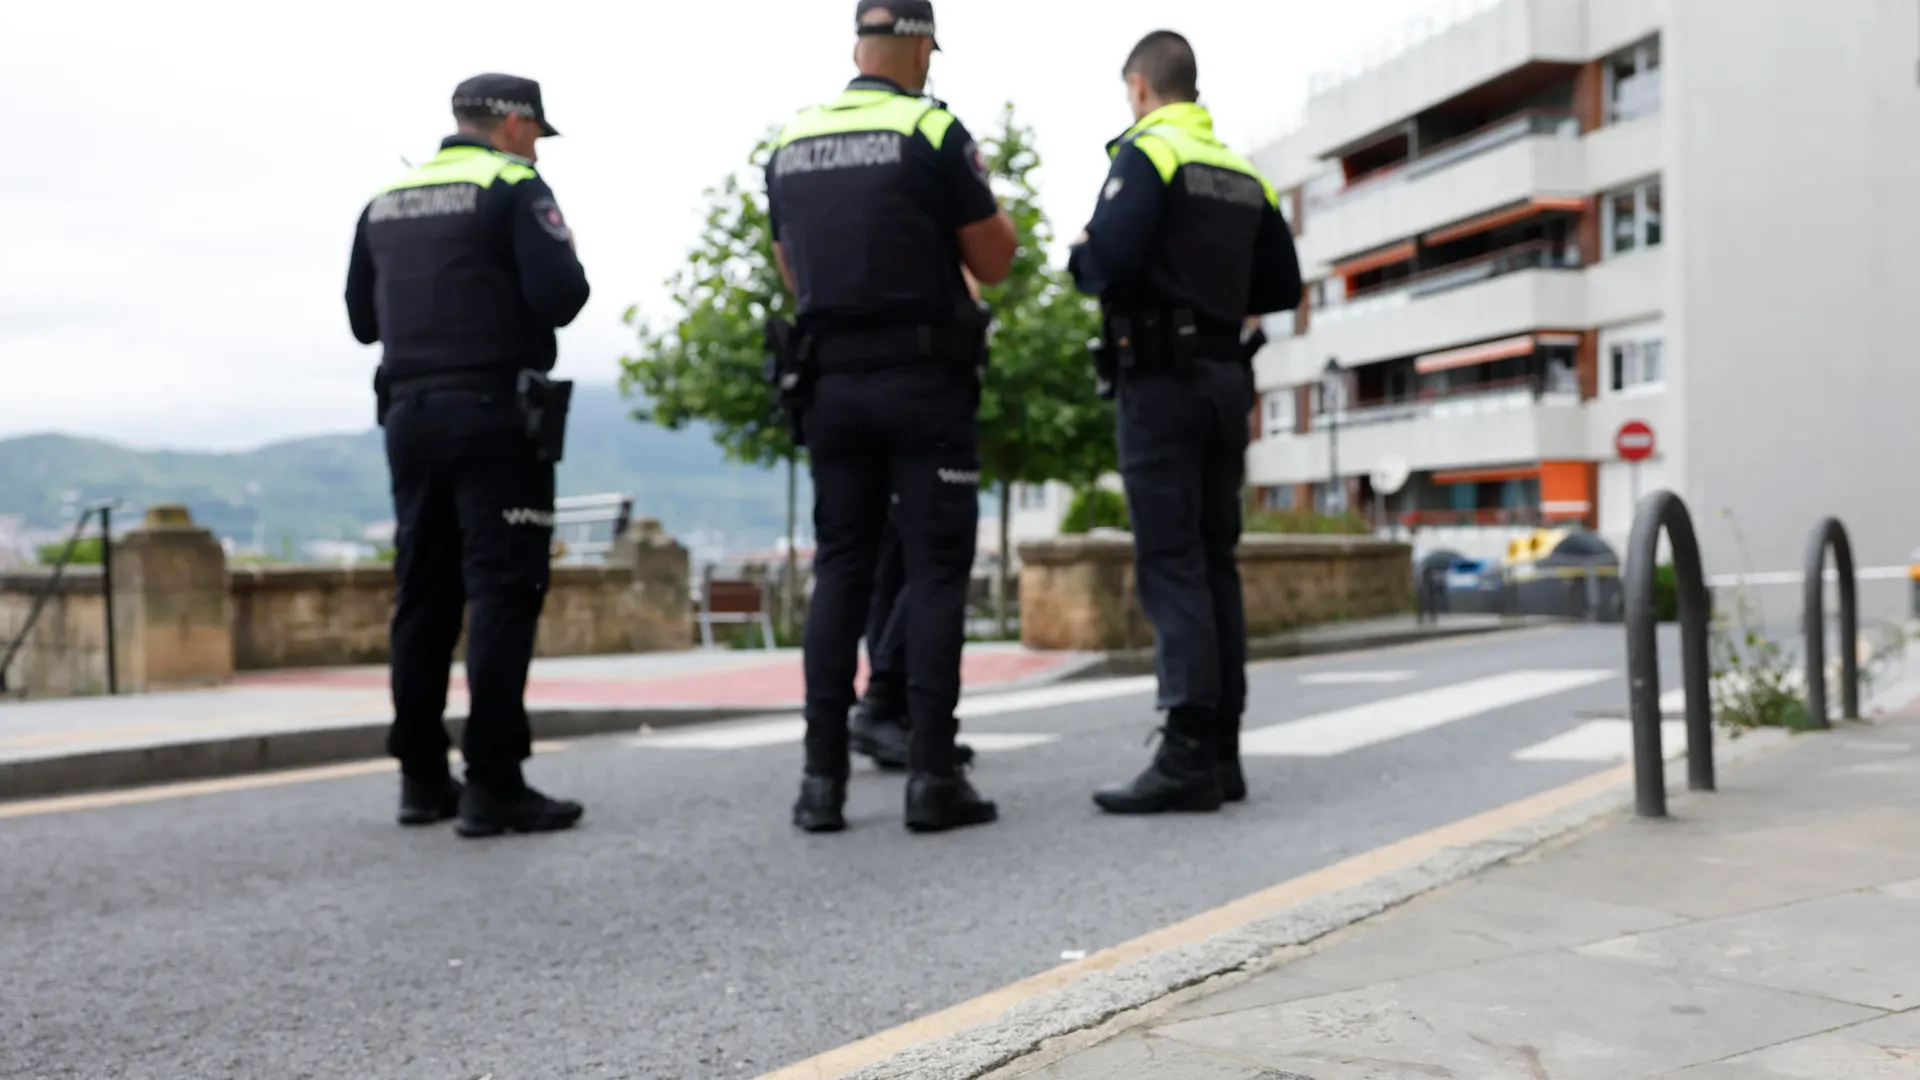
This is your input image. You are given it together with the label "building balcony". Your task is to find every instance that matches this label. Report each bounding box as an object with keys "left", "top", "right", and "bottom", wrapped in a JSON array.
[
  {"left": 1247, "top": 377, "right": 1587, "bottom": 487},
  {"left": 1261, "top": 242, "right": 1587, "bottom": 384},
  {"left": 1303, "top": 111, "right": 1584, "bottom": 267},
  {"left": 1296, "top": 0, "right": 1586, "bottom": 166}
]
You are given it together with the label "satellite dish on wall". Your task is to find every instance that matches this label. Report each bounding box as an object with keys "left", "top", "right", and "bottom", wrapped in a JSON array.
[{"left": 1371, "top": 456, "right": 1411, "bottom": 496}]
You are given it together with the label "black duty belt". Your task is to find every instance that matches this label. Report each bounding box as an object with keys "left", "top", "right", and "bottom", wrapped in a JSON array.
[
  {"left": 1108, "top": 312, "right": 1244, "bottom": 374},
  {"left": 387, "top": 370, "right": 520, "bottom": 395},
  {"left": 812, "top": 326, "right": 959, "bottom": 373}
]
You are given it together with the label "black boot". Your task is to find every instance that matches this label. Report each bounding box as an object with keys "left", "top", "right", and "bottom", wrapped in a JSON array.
[
  {"left": 1219, "top": 760, "right": 1247, "bottom": 804},
  {"left": 850, "top": 697, "right": 975, "bottom": 771},
  {"left": 850, "top": 696, "right": 911, "bottom": 771},
  {"left": 904, "top": 773, "right": 998, "bottom": 833},
  {"left": 1218, "top": 715, "right": 1246, "bottom": 804},
  {"left": 1094, "top": 728, "right": 1224, "bottom": 815},
  {"left": 792, "top": 775, "right": 848, "bottom": 833},
  {"left": 455, "top": 776, "right": 584, "bottom": 839},
  {"left": 397, "top": 772, "right": 463, "bottom": 826}
]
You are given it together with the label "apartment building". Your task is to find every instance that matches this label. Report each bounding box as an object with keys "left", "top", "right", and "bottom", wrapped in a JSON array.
[{"left": 1246, "top": 0, "right": 1920, "bottom": 607}]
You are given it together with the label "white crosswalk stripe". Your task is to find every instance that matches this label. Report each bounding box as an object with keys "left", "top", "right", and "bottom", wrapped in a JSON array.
[
  {"left": 1512, "top": 719, "right": 1687, "bottom": 763},
  {"left": 628, "top": 669, "right": 1630, "bottom": 762},
  {"left": 636, "top": 718, "right": 803, "bottom": 751},
  {"left": 1240, "top": 670, "right": 1615, "bottom": 758},
  {"left": 961, "top": 733, "right": 1062, "bottom": 753},
  {"left": 1298, "top": 671, "right": 1417, "bottom": 686},
  {"left": 629, "top": 678, "right": 1155, "bottom": 752}
]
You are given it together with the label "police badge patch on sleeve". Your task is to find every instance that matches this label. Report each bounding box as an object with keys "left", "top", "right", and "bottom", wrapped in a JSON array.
[
  {"left": 530, "top": 197, "right": 571, "bottom": 242},
  {"left": 965, "top": 140, "right": 990, "bottom": 185}
]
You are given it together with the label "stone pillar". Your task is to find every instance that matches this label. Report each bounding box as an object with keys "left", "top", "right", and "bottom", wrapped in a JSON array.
[
  {"left": 1018, "top": 533, "right": 1417, "bottom": 652},
  {"left": 1018, "top": 535, "right": 1150, "bottom": 651},
  {"left": 607, "top": 517, "right": 695, "bottom": 650},
  {"left": 110, "top": 504, "right": 234, "bottom": 692}
]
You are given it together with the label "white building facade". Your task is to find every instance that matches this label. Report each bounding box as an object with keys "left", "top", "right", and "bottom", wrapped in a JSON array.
[{"left": 1247, "top": 0, "right": 1920, "bottom": 609}]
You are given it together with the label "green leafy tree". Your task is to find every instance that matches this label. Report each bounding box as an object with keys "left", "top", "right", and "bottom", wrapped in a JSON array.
[
  {"left": 618, "top": 131, "right": 804, "bottom": 628},
  {"left": 35, "top": 537, "right": 104, "bottom": 567},
  {"left": 973, "top": 104, "right": 1114, "bottom": 633},
  {"left": 1059, "top": 487, "right": 1129, "bottom": 534}
]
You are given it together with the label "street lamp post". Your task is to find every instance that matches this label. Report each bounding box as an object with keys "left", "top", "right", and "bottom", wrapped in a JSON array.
[{"left": 1322, "top": 356, "right": 1343, "bottom": 514}]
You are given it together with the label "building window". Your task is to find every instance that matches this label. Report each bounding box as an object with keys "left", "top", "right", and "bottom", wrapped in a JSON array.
[
  {"left": 1603, "top": 178, "right": 1663, "bottom": 257},
  {"left": 1606, "top": 35, "right": 1662, "bottom": 123},
  {"left": 1014, "top": 484, "right": 1049, "bottom": 511},
  {"left": 1262, "top": 390, "right": 1296, "bottom": 438},
  {"left": 1607, "top": 336, "right": 1665, "bottom": 393},
  {"left": 1261, "top": 486, "right": 1296, "bottom": 512}
]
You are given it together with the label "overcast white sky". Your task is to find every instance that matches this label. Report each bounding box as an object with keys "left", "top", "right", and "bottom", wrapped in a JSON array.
[{"left": 2, "top": 0, "right": 1438, "bottom": 451}]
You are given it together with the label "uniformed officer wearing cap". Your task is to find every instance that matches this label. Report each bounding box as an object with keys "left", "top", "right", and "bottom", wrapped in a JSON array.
[
  {"left": 344, "top": 72, "right": 590, "bottom": 838},
  {"left": 1069, "top": 32, "right": 1302, "bottom": 815},
  {"left": 769, "top": 0, "right": 1017, "bottom": 833}
]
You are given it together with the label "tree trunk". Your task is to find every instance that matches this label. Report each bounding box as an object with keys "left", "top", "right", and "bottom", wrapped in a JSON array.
[
  {"left": 783, "top": 456, "right": 798, "bottom": 641},
  {"left": 995, "top": 482, "right": 1012, "bottom": 639}
]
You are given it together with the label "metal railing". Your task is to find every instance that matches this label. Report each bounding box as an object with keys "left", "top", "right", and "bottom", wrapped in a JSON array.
[
  {"left": 1312, "top": 109, "right": 1579, "bottom": 214},
  {"left": 1318, "top": 242, "right": 1581, "bottom": 329},
  {"left": 1317, "top": 375, "right": 1580, "bottom": 431},
  {"left": 0, "top": 501, "right": 121, "bottom": 697},
  {"left": 1624, "top": 490, "right": 1714, "bottom": 818},
  {"left": 1803, "top": 518, "right": 1860, "bottom": 727}
]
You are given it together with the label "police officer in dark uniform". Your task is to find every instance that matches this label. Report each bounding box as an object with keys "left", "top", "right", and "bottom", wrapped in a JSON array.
[
  {"left": 768, "top": 0, "right": 1017, "bottom": 833},
  {"left": 344, "top": 73, "right": 590, "bottom": 838},
  {"left": 850, "top": 509, "right": 978, "bottom": 772},
  {"left": 1068, "top": 31, "right": 1302, "bottom": 814}
]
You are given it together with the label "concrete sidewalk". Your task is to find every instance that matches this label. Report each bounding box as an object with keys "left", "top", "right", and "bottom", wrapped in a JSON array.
[
  {"left": 984, "top": 714, "right": 1920, "bottom": 1078},
  {"left": 0, "top": 614, "right": 1527, "bottom": 801}
]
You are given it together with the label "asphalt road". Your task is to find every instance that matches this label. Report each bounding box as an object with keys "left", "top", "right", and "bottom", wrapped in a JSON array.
[{"left": 0, "top": 624, "right": 1683, "bottom": 1080}]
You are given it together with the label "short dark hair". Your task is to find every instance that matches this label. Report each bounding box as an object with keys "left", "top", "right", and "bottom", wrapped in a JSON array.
[
  {"left": 1123, "top": 30, "right": 1198, "bottom": 102},
  {"left": 454, "top": 111, "right": 504, "bottom": 135}
]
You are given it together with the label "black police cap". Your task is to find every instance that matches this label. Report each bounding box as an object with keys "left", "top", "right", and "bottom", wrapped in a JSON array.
[
  {"left": 451, "top": 73, "right": 560, "bottom": 137},
  {"left": 855, "top": 0, "right": 941, "bottom": 51}
]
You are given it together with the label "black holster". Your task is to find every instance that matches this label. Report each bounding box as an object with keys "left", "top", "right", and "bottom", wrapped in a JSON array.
[
  {"left": 764, "top": 315, "right": 812, "bottom": 448},
  {"left": 373, "top": 369, "right": 389, "bottom": 428},
  {"left": 1086, "top": 312, "right": 1133, "bottom": 401},
  {"left": 516, "top": 369, "right": 574, "bottom": 464},
  {"left": 1241, "top": 325, "right": 1269, "bottom": 367}
]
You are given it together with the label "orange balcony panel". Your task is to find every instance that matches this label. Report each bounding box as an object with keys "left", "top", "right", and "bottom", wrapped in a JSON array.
[
  {"left": 1432, "top": 465, "right": 1541, "bottom": 486},
  {"left": 1423, "top": 196, "right": 1590, "bottom": 247},
  {"left": 1332, "top": 240, "right": 1417, "bottom": 278},
  {"left": 1415, "top": 334, "right": 1539, "bottom": 375}
]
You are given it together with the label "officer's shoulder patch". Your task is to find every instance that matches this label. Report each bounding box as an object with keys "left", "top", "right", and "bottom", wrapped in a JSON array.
[
  {"left": 965, "top": 140, "right": 990, "bottom": 185},
  {"left": 530, "top": 197, "right": 571, "bottom": 242},
  {"left": 1103, "top": 176, "right": 1125, "bottom": 202}
]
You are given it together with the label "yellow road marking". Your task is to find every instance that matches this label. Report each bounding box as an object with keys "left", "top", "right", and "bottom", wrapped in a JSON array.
[
  {"left": 754, "top": 759, "right": 1630, "bottom": 1080},
  {"left": 0, "top": 741, "right": 573, "bottom": 821}
]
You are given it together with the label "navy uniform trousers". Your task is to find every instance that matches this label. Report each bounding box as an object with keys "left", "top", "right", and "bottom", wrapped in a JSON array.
[
  {"left": 1115, "top": 355, "right": 1253, "bottom": 752},
  {"left": 803, "top": 364, "right": 980, "bottom": 777},
  {"left": 863, "top": 515, "right": 911, "bottom": 711},
  {"left": 382, "top": 384, "right": 555, "bottom": 783}
]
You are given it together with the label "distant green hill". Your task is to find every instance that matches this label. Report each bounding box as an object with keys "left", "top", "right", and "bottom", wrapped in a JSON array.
[{"left": 0, "top": 382, "right": 809, "bottom": 557}]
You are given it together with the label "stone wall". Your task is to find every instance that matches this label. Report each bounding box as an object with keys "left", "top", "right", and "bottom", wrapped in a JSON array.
[
  {"left": 0, "top": 569, "right": 108, "bottom": 698},
  {"left": 1, "top": 507, "right": 695, "bottom": 697},
  {"left": 1018, "top": 533, "right": 1415, "bottom": 651},
  {"left": 229, "top": 558, "right": 691, "bottom": 670}
]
